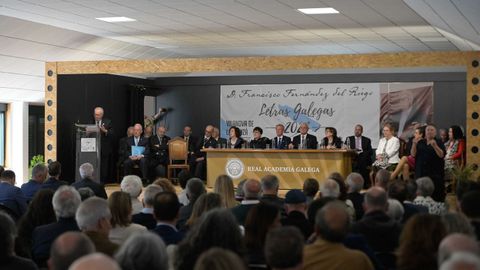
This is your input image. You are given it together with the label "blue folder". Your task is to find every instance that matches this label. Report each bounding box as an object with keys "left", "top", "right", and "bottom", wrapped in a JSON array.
[{"left": 131, "top": 146, "right": 145, "bottom": 156}]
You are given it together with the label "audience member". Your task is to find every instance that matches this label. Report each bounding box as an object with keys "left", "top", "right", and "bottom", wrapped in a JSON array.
[
  {"left": 177, "top": 169, "right": 191, "bottom": 206},
  {"left": 459, "top": 190, "right": 480, "bottom": 240},
  {"left": 438, "top": 233, "right": 480, "bottom": 265},
  {"left": 69, "top": 253, "right": 120, "bottom": 270},
  {"left": 346, "top": 172, "right": 365, "bottom": 221},
  {"left": 388, "top": 180, "right": 426, "bottom": 223},
  {"left": 48, "top": 232, "right": 95, "bottom": 270},
  {"left": 302, "top": 178, "right": 319, "bottom": 205},
  {"left": 319, "top": 179, "right": 340, "bottom": 198},
  {"left": 177, "top": 178, "right": 206, "bottom": 230},
  {"left": 72, "top": 163, "right": 107, "bottom": 199},
  {"left": 152, "top": 178, "right": 176, "bottom": 193},
  {"left": 414, "top": 177, "right": 446, "bottom": 215},
  {"left": 404, "top": 179, "right": 429, "bottom": 214},
  {"left": 374, "top": 169, "right": 391, "bottom": 190},
  {"left": 75, "top": 197, "right": 118, "bottom": 256},
  {"left": 214, "top": 175, "right": 237, "bottom": 208},
  {"left": 306, "top": 196, "right": 336, "bottom": 226},
  {"left": 42, "top": 161, "right": 67, "bottom": 192},
  {"left": 439, "top": 252, "right": 480, "bottom": 270},
  {"left": 396, "top": 214, "right": 447, "bottom": 270},
  {"left": 131, "top": 184, "right": 163, "bottom": 229},
  {"left": 152, "top": 191, "right": 183, "bottom": 245},
  {"left": 185, "top": 193, "right": 223, "bottom": 230},
  {"left": 351, "top": 187, "right": 401, "bottom": 253},
  {"left": 320, "top": 179, "right": 355, "bottom": 221},
  {"left": 32, "top": 186, "right": 81, "bottom": 266},
  {"left": 122, "top": 123, "right": 150, "bottom": 181},
  {"left": 265, "top": 226, "right": 304, "bottom": 270},
  {"left": 77, "top": 187, "right": 95, "bottom": 201},
  {"left": 260, "top": 175, "right": 285, "bottom": 212},
  {"left": 194, "top": 247, "right": 247, "bottom": 270},
  {"left": 231, "top": 179, "right": 261, "bottom": 225},
  {"left": 235, "top": 179, "right": 247, "bottom": 202},
  {"left": 281, "top": 189, "right": 312, "bottom": 240},
  {"left": 21, "top": 163, "right": 48, "bottom": 201},
  {"left": 190, "top": 125, "right": 217, "bottom": 179},
  {"left": 0, "top": 169, "right": 27, "bottom": 219},
  {"left": 175, "top": 209, "right": 244, "bottom": 270},
  {"left": 441, "top": 213, "right": 475, "bottom": 237},
  {"left": 115, "top": 231, "right": 168, "bottom": 270},
  {"left": 386, "top": 198, "right": 404, "bottom": 223},
  {"left": 108, "top": 191, "right": 146, "bottom": 245},
  {"left": 120, "top": 175, "right": 143, "bottom": 215},
  {"left": 0, "top": 212, "right": 37, "bottom": 270},
  {"left": 303, "top": 202, "right": 373, "bottom": 270}
]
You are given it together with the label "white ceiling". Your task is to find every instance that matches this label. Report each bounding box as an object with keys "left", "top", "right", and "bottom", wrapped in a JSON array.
[{"left": 0, "top": 0, "right": 478, "bottom": 102}]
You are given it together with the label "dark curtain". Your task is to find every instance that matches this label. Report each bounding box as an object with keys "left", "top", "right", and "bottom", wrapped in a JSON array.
[{"left": 129, "top": 84, "right": 146, "bottom": 126}]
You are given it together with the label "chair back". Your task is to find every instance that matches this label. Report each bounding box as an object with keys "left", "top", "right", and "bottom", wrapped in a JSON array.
[{"left": 169, "top": 137, "right": 188, "bottom": 164}]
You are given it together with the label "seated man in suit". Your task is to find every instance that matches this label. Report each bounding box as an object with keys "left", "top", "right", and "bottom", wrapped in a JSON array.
[
  {"left": 231, "top": 179, "right": 261, "bottom": 225},
  {"left": 132, "top": 184, "right": 164, "bottom": 229},
  {"left": 212, "top": 126, "right": 227, "bottom": 147},
  {"left": 123, "top": 123, "right": 150, "bottom": 180},
  {"left": 72, "top": 163, "right": 107, "bottom": 199},
  {"left": 21, "top": 163, "right": 48, "bottom": 201},
  {"left": 41, "top": 161, "right": 68, "bottom": 192},
  {"left": 190, "top": 125, "right": 217, "bottom": 180},
  {"left": 118, "top": 126, "right": 134, "bottom": 166},
  {"left": 181, "top": 125, "right": 197, "bottom": 157},
  {"left": 149, "top": 126, "right": 170, "bottom": 178},
  {"left": 346, "top": 124, "right": 373, "bottom": 186},
  {"left": 0, "top": 170, "right": 27, "bottom": 219},
  {"left": 151, "top": 191, "right": 183, "bottom": 245},
  {"left": 272, "top": 124, "right": 291, "bottom": 149},
  {"left": 290, "top": 122, "right": 318, "bottom": 149}
]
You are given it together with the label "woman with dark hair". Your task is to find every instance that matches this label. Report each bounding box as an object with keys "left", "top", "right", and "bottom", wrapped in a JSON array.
[
  {"left": 185, "top": 193, "right": 223, "bottom": 230},
  {"left": 175, "top": 209, "right": 245, "bottom": 270},
  {"left": 228, "top": 126, "right": 244, "bottom": 149},
  {"left": 15, "top": 189, "right": 56, "bottom": 258},
  {"left": 390, "top": 126, "right": 425, "bottom": 180},
  {"left": 321, "top": 127, "right": 342, "bottom": 149},
  {"left": 249, "top": 127, "right": 271, "bottom": 149},
  {"left": 244, "top": 202, "right": 281, "bottom": 267},
  {"left": 444, "top": 125, "right": 465, "bottom": 173},
  {"left": 397, "top": 214, "right": 446, "bottom": 270}
]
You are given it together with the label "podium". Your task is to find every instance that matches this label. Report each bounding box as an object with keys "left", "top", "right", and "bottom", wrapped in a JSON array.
[{"left": 75, "top": 124, "right": 101, "bottom": 181}]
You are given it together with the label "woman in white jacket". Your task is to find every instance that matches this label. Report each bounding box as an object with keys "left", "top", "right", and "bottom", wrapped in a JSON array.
[{"left": 370, "top": 123, "right": 400, "bottom": 185}]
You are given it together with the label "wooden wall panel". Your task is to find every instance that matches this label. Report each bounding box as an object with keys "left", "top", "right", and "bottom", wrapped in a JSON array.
[{"left": 44, "top": 62, "right": 57, "bottom": 163}]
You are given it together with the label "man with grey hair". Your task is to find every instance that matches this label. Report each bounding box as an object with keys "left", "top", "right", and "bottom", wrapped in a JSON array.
[
  {"left": 132, "top": 184, "right": 164, "bottom": 229},
  {"left": 231, "top": 179, "right": 261, "bottom": 225},
  {"left": 320, "top": 179, "right": 340, "bottom": 198},
  {"left": 261, "top": 175, "right": 285, "bottom": 213},
  {"left": 346, "top": 172, "right": 365, "bottom": 220},
  {"left": 120, "top": 175, "right": 143, "bottom": 214},
  {"left": 374, "top": 169, "right": 391, "bottom": 190},
  {"left": 352, "top": 187, "right": 401, "bottom": 253},
  {"left": 115, "top": 231, "right": 168, "bottom": 270},
  {"left": 93, "top": 106, "right": 114, "bottom": 183},
  {"left": 191, "top": 124, "right": 217, "bottom": 180},
  {"left": 438, "top": 233, "right": 480, "bottom": 265},
  {"left": 123, "top": 123, "right": 150, "bottom": 180},
  {"left": 48, "top": 231, "right": 95, "bottom": 270},
  {"left": 21, "top": 163, "right": 48, "bottom": 200},
  {"left": 440, "top": 252, "right": 480, "bottom": 270},
  {"left": 69, "top": 253, "right": 120, "bottom": 270},
  {"left": 32, "top": 186, "right": 82, "bottom": 266},
  {"left": 290, "top": 122, "right": 318, "bottom": 149},
  {"left": 414, "top": 176, "right": 446, "bottom": 215},
  {"left": 76, "top": 197, "right": 118, "bottom": 256},
  {"left": 72, "top": 163, "right": 107, "bottom": 199},
  {"left": 177, "top": 178, "right": 206, "bottom": 230},
  {"left": 303, "top": 202, "right": 373, "bottom": 270}
]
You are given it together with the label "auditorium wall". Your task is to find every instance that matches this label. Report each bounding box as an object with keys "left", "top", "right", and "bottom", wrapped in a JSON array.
[{"left": 154, "top": 72, "right": 466, "bottom": 139}]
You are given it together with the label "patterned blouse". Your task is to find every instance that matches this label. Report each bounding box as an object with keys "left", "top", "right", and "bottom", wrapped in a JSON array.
[{"left": 414, "top": 196, "right": 446, "bottom": 215}]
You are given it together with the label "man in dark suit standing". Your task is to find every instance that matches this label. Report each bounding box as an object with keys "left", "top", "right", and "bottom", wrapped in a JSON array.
[
  {"left": 290, "top": 123, "right": 318, "bottom": 149},
  {"left": 93, "top": 107, "right": 114, "bottom": 183},
  {"left": 272, "top": 124, "right": 291, "bottom": 149},
  {"left": 346, "top": 124, "right": 373, "bottom": 186},
  {"left": 123, "top": 123, "right": 150, "bottom": 180},
  {"left": 190, "top": 125, "right": 217, "bottom": 180},
  {"left": 149, "top": 126, "right": 170, "bottom": 177}
]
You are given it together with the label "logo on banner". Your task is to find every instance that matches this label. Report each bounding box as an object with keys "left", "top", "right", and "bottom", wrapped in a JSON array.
[{"left": 225, "top": 159, "right": 244, "bottom": 179}]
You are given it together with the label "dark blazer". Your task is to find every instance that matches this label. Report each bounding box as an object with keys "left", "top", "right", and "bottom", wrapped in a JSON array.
[
  {"left": 231, "top": 203, "right": 257, "bottom": 225},
  {"left": 151, "top": 224, "right": 183, "bottom": 245},
  {"left": 94, "top": 118, "right": 114, "bottom": 155},
  {"left": 20, "top": 180, "right": 43, "bottom": 201},
  {"left": 0, "top": 182, "right": 27, "bottom": 218},
  {"left": 176, "top": 203, "right": 194, "bottom": 231},
  {"left": 215, "top": 137, "right": 228, "bottom": 147},
  {"left": 131, "top": 212, "right": 156, "bottom": 230},
  {"left": 228, "top": 137, "right": 244, "bottom": 149},
  {"left": 32, "top": 217, "right": 79, "bottom": 265},
  {"left": 149, "top": 135, "right": 171, "bottom": 165},
  {"left": 271, "top": 136, "right": 291, "bottom": 149},
  {"left": 194, "top": 136, "right": 218, "bottom": 158},
  {"left": 281, "top": 211, "right": 313, "bottom": 240},
  {"left": 292, "top": 133, "right": 318, "bottom": 149},
  {"left": 71, "top": 178, "right": 107, "bottom": 199},
  {"left": 347, "top": 192, "right": 365, "bottom": 221},
  {"left": 182, "top": 135, "right": 198, "bottom": 153},
  {"left": 118, "top": 136, "right": 131, "bottom": 162},
  {"left": 0, "top": 256, "right": 38, "bottom": 270},
  {"left": 250, "top": 137, "right": 271, "bottom": 149},
  {"left": 347, "top": 135, "right": 373, "bottom": 158},
  {"left": 124, "top": 136, "right": 150, "bottom": 158},
  {"left": 41, "top": 177, "right": 67, "bottom": 192},
  {"left": 321, "top": 137, "right": 343, "bottom": 148}
]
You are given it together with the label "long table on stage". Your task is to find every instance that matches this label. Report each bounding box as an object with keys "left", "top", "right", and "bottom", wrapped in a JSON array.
[{"left": 202, "top": 149, "right": 356, "bottom": 189}]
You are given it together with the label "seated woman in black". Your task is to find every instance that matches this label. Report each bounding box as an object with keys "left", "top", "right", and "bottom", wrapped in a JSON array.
[
  {"left": 249, "top": 126, "right": 271, "bottom": 149},
  {"left": 228, "top": 126, "right": 244, "bottom": 149},
  {"left": 321, "top": 127, "right": 342, "bottom": 149}
]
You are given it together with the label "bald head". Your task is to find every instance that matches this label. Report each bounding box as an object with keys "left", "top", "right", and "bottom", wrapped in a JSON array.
[
  {"left": 438, "top": 233, "right": 480, "bottom": 265},
  {"left": 315, "top": 201, "right": 350, "bottom": 243},
  {"left": 69, "top": 253, "right": 120, "bottom": 270},
  {"left": 364, "top": 187, "right": 388, "bottom": 213},
  {"left": 49, "top": 232, "right": 95, "bottom": 270},
  {"left": 243, "top": 179, "right": 261, "bottom": 200}
]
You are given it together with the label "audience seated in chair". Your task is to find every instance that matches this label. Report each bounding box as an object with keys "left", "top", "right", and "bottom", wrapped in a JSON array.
[
  {"left": 281, "top": 189, "right": 313, "bottom": 240},
  {"left": 107, "top": 191, "right": 146, "bottom": 245},
  {"left": 231, "top": 179, "right": 261, "bottom": 226},
  {"left": 120, "top": 175, "right": 143, "bottom": 215},
  {"left": 48, "top": 232, "right": 95, "bottom": 270},
  {"left": 122, "top": 123, "right": 150, "bottom": 181},
  {"left": 265, "top": 226, "right": 304, "bottom": 270},
  {"left": 72, "top": 163, "right": 107, "bottom": 199},
  {"left": 21, "top": 163, "right": 48, "bottom": 201},
  {"left": 41, "top": 161, "right": 68, "bottom": 192},
  {"left": 151, "top": 191, "right": 183, "bottom": 245},
  {"left": 0, "top": 170, "right": 27, "bottom": 219},
  {"left": 131, "top": 184, "right": 163, "bottom": 230},
  {"left": 176, "top": 178, "right": 206, "bottom": 230},
  {"left": 115, "top": 231, "right": 169, "bottom": 270}
]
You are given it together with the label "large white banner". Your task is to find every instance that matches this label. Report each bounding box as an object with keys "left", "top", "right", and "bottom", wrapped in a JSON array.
[{"left": 220, "top": 83, "right": 381, "bottom": 147}]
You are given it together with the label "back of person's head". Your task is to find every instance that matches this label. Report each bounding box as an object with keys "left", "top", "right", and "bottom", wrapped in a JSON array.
[
  {"left": 328, "top": 172, "right": 344, "bottom": 183},
  {"left": 79, "top": 163, "right": 95, "bottom": 180},
  {"left": 261, "top": 175, "right": 280, "bottom": 193},
  {"left": 186, "top": 193, "right": 223, "bottom": 226},
  {"left": 143, "top": 184, "right": 163, "bottom": 207},
  {"left": 194, "top": 248, "right": 247, "bottom": 270},
  {"left": 388, "top": 180, "right": 408, "bottom": 202},
  {"left": 115, "top": 231, "right": 168, "bottom": 270},
  {"left": 438, "top": 233, "right": 480, "bottom": 265},
  {"left": 21, "top": 189, "right": 56, "bottom": 228},
  {"left": 265, "top": 226, "right": 304, "bottom": 269},
  {"left": 48, "top": 231, "right": 95, "bottom": 270},
  {"left": 214, "top": 175, "right": 236, "bottom": 208},
  {"left": 460, "top": 191, "right": 480, "bottom": 219},
  {"left": 405, "top": 179, "right": 418, "bottom": 201},
  {"left": 178, "top": 169, "right": 192, "bottom": 190},
  {"left": 386, "top": 198, "right": 404, "bottom": 222},
  {"left": 307, "top": 197, "right": 336, "bottom": 225},
  {"left": 32, "top": 163, "right": 48, "bottom": 180},
  {"left": 243, "top": 179, "right": 261, "bottom": 200},
  {"left": 78, "top": 187, "right": 95, "bottom": 201},
  {"left": 346, "top": 173, "right": 364, "bottom": 193},
  {"left": 153, "top": 178, "right": 176, "bottom": 193},
  {"left": 0, "top": 212, "right": 15, "bottom": 259},
  {"left": 303, "top": 178, "right": 319, "bottom": 197},
  {"left": 75, "top": 197, "right": 111, "bottom": 232},
  {"left": 244, "top": 202, "right": 280, "bottom": 250},
  {"left": 1, "top": 170, "right": 15, "bottom": 184},
  {"left": 48, "top": 161, "right": 62, "bottom": 177},
  {"left": 186, "top": 178, "right": 206, "bottom": 202},
  {"left": 439, "top": 251, "right": 480, "bottom": 270},
  {"left": 441, "top": 213, "right": 475, "bottom": 237},
  {"left": 320, "top": 179, "right": 340, "bottom": 198},
  {"left": 457, "top": 180, "right": 480, "bottom": 202},
  {"left": 108, "top": 191, "right": 131, "bottom": 227},
  {"left": 375, "top": 169, "right": 391, "bottom": 189},
  {"left": 69, "top": 253, "right": 120, "bottom": 270},
  {"left": 315, "top": 201, "right": 350, "bottom": 243},
  {"left": 153, "top": 192, "right": 180, "bottom": 222},
  {"left": 364, "top": 187, "right": 388, "bottom": 212},
  {"left": 416, "top": 177, "right": 435, "bottom": 197},
  {"left": 120, "top": 175, "right": 142, "bottom": 199},
  {"left": 235, "top": 179, "right": 247, "bottom": 200},
  {"left": 53, "top": 186, "right": 81, "bottom": 219}
]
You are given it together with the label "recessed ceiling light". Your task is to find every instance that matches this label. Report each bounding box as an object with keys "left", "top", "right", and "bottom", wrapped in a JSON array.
[
  {"left": 96, "top": 16, "right": 136, "bottom": 22},
  {"left": 297, "top": 8, "right": 339, "bottom": 14}
]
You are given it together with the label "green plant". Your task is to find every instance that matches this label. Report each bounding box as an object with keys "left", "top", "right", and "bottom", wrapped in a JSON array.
[
  {"left": 451, "top": 164, "right": 477, "bottom": 184},
  {"left": 29, "top": 155, "right": 44, "bottom": 169}
]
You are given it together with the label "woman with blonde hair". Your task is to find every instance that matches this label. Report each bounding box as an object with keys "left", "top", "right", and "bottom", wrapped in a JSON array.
[
  {"left": 214, "top": 175, "right": 238, "bottom": 208},
  {"left": 108, "top": 191, "right": 146, "bottom": 245},
  {"left": 153, "top": 178, "right": 176, "bottom": 193}
]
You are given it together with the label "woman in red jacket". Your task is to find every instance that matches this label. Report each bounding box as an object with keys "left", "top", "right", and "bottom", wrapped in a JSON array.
[{"left": 444, "top": 125, "right": 465, "bottom": 174}]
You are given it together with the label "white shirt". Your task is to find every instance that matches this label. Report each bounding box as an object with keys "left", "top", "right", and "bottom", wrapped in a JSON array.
[
  {"left": 376, "top": 136, "right": 400, "bottom": 164},
  {"left": 109, "top": 223, "right": 147, "bottom": 245}
]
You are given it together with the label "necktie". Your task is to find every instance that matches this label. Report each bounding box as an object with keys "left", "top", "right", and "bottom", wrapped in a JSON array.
[
  {"left": 135, "top": 137, "right": 139, "bottom": 146},
  {"left": 301, "top": 135, "right": 305, "bottom": 148},
  {"left": 278, "top": 137, "right": 282, "bottom": 148}
]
